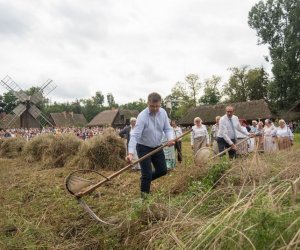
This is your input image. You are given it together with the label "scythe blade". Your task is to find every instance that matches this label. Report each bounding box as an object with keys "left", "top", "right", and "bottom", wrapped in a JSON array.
[{"left": 77, "top": 198, "right": 116, "bottom": 226}]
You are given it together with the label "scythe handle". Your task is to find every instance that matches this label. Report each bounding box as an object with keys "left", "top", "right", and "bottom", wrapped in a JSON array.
[
  {"left": 210, "top": 136, "right": 252, "bottom": 160},
  {"left": 75, "top": 128, "right": 193, "bottom": 198}
]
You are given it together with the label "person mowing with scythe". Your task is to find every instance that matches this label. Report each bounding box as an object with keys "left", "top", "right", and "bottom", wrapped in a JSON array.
[{"left": 126, "top": 92, "right": 175, "bottom": 199}]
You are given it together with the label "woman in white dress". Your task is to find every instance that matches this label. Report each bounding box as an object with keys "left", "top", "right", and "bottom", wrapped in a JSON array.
[
  {"left": 263, "top": 119, "right": 277, "bottom": 153},
  {"left": 191, "top": 117, "right": 209, "bottom": 155},
  {"left": 272, "top": 119, "right": 294, "bottom": 150}
]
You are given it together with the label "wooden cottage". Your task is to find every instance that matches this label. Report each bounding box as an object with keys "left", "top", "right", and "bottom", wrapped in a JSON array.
[
  {"left": 88, "top": 109, "right": 139, "bottom": 128},
  {"left": 49, "top": 112, "right": 87, "bottom": 127},
  {"left": 286, "top": 101, "right": 300, "bottom": 121}
]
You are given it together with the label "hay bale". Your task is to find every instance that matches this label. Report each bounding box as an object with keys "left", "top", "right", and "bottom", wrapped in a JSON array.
[
  {"left": 22, "top": 134, "right": 55, "bottom": 163},
  {"left": 0, "top": 137, "right": 26, "bottom": 158},
  {"left": 69, "top": 133, "right": 127, "bottom": 170},
  {"left": 41, "top": 134, "right": 82, "bottom": 168}
]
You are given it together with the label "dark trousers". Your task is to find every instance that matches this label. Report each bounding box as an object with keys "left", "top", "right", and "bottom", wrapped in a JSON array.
[
  {"left": 136, "top": 143, "right": 167, "bottom": 194},
  {"left": 217, "top": 137, "right": 236, "bottom": 159},
  {"left": 174, "top": 141, "right": 182, "bottom": 162}
]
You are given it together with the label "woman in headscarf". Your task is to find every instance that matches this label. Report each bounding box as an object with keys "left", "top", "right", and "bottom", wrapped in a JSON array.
[
  {"left": 191, "top": 117, "right": 209, "bottom": 155},
  {"left": 272, "top": 119, "right": 294, "bottom": 150}
]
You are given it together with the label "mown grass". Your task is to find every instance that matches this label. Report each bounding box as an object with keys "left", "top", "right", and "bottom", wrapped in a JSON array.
[{"left": 0, "top": 134, "right": 299, "bottom": 249}]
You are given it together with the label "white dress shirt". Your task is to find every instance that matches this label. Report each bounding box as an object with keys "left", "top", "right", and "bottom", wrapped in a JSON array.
[
  {"left": 217, "top": 114, "right": 249, "bottom": 145},
  {"left": 128, "top": 107, "right": 174, "bottom": 154}
]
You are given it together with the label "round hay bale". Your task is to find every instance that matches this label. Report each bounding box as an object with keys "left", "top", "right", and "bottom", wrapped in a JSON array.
[
  {"left": 42, "top": 134, "right": 82, "bottom": 168},
  {"left": 0, "top": 137, "right": 26, "bottom": 158},
  {"left": 195, "top": 147, "right": 215, "bottom": 166},
  {"left": 22, "top": 134, "right": 55, "bottom": 163}
]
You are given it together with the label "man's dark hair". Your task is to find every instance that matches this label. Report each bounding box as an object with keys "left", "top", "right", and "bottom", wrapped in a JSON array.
[{"left": 148, "top": 92, "right": 161, "bottom": 103}]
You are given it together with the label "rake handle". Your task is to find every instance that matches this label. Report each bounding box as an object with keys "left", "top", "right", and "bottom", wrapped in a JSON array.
[{"left": 75, "top": 128, "right": 193, "bottom": 198}]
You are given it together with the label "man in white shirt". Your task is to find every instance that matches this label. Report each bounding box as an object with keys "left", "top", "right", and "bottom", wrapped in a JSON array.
[
  {"left": 126, "top": 92, "right": 175, "bottom": 198},
  {"left": 217, "top": 105, "right": 250, "bottom": 158}
]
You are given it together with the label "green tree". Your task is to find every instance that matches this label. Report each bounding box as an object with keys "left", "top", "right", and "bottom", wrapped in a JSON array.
[
  {"left": 71, "top": 99, "right": 82, "bottom": 114},
  {"left": 223, "top": 66, "right": 248, "bottom": 102},
  {"left": 119, "top": 99, "right": 147, "bottom": 112},
  {"left": 106, "top": 93, "right": 117, "bottom": 108},
  {"left": 80, "top": 98, "right": 104, "bottom": 122},
  {"left": 223, "top": 66, "right": 269, "bottom": 102},
  {"left": 92, "top": 91, "right": 104, "bottom": 107},
  {"left": 2, "top": 91, "right": 18, "bottom": 113},
  {"left": 165, "top": 82, "right": 193, "bottom": 120},
  {"left": 199, "top": 75, "right": 222, "bottom": 105},
  {"left": 185, "top": 74, "right": 201, "bottom": 107},
  {"left": 248, "top": 0, "right": 300, "bottom": 109},
  {"left": 246, "top": 67, "right": 269, "bottom": 101}
]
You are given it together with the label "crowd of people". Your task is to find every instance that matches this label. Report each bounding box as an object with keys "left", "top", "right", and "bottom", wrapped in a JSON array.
[
  {"left": 0, "top": 126, "right": 123, "bottom": 140},
  {"left": 191, "top": 107, "right": 297, "bottom": 159}
]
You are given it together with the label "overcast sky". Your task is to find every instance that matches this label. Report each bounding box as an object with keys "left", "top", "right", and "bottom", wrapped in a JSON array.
[{"left": 0, "top": 0, "right": 270, "bottom": 105}]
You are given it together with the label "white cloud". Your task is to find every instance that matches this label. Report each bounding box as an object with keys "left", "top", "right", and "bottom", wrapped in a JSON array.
[{"left": 0, "top": 0, "right": 270, "bottom": 104}]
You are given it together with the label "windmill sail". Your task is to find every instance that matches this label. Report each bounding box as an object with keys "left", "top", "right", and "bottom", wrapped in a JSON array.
[
  {"left": 28, "top": 105, "right": 54, "bottom": 127},
  {"left": 0, "top": 76, "right": 29, "bottom": 102}
]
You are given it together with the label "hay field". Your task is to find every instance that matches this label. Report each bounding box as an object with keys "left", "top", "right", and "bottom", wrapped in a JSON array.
[{"left": 0, "top": 134, "right": 300, "bottom": 249}]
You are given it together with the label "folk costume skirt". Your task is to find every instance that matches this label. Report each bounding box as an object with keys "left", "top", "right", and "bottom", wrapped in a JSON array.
[
  {"left": 193, "top": 136, "right": 206, "bottom": 155},
  {"left": 277, "top": 137, "right": 292, "bottom": 150}
]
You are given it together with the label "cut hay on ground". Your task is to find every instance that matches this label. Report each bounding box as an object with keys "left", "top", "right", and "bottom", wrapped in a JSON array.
[
  {"left": 0, "top": 137, "right": 26, "bottom": 158},
  {"left": 68, "top": 133, "right": 127, "bottom": 171}
]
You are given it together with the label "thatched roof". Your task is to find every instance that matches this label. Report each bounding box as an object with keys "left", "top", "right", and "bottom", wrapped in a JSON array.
[
  {"left": 286, "top": 100, "right": 300, "bottom": 121},
  {"left": 114, "top": 109, "right": 139, "bottom": 126},
  {"left": 88, "top": 109, "right": 119, "bottom": 127},
  {"left": 50, "top": 112, "right": 87, "bottom": 127},
  {"left": 178, "top": 99, "right": 272, "bottom": 126},
  {"left": 0, "top": 113, "right": 20, "bottom": 129},
  {"left": 88, "top": 109, "right": 139, "bottom": 127}
]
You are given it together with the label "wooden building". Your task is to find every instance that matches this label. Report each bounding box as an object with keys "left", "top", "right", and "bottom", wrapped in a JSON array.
[
  {"left": 88, "top": 109, "right": 139, "bottom": 128},
  {"left": 49, "top": 112, "right": 87, "bottom": 127}
]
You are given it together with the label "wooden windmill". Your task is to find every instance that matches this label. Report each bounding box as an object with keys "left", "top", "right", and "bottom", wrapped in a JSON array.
[{"left": 0, "top": 75, "right": 57, "bottom": 128}]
